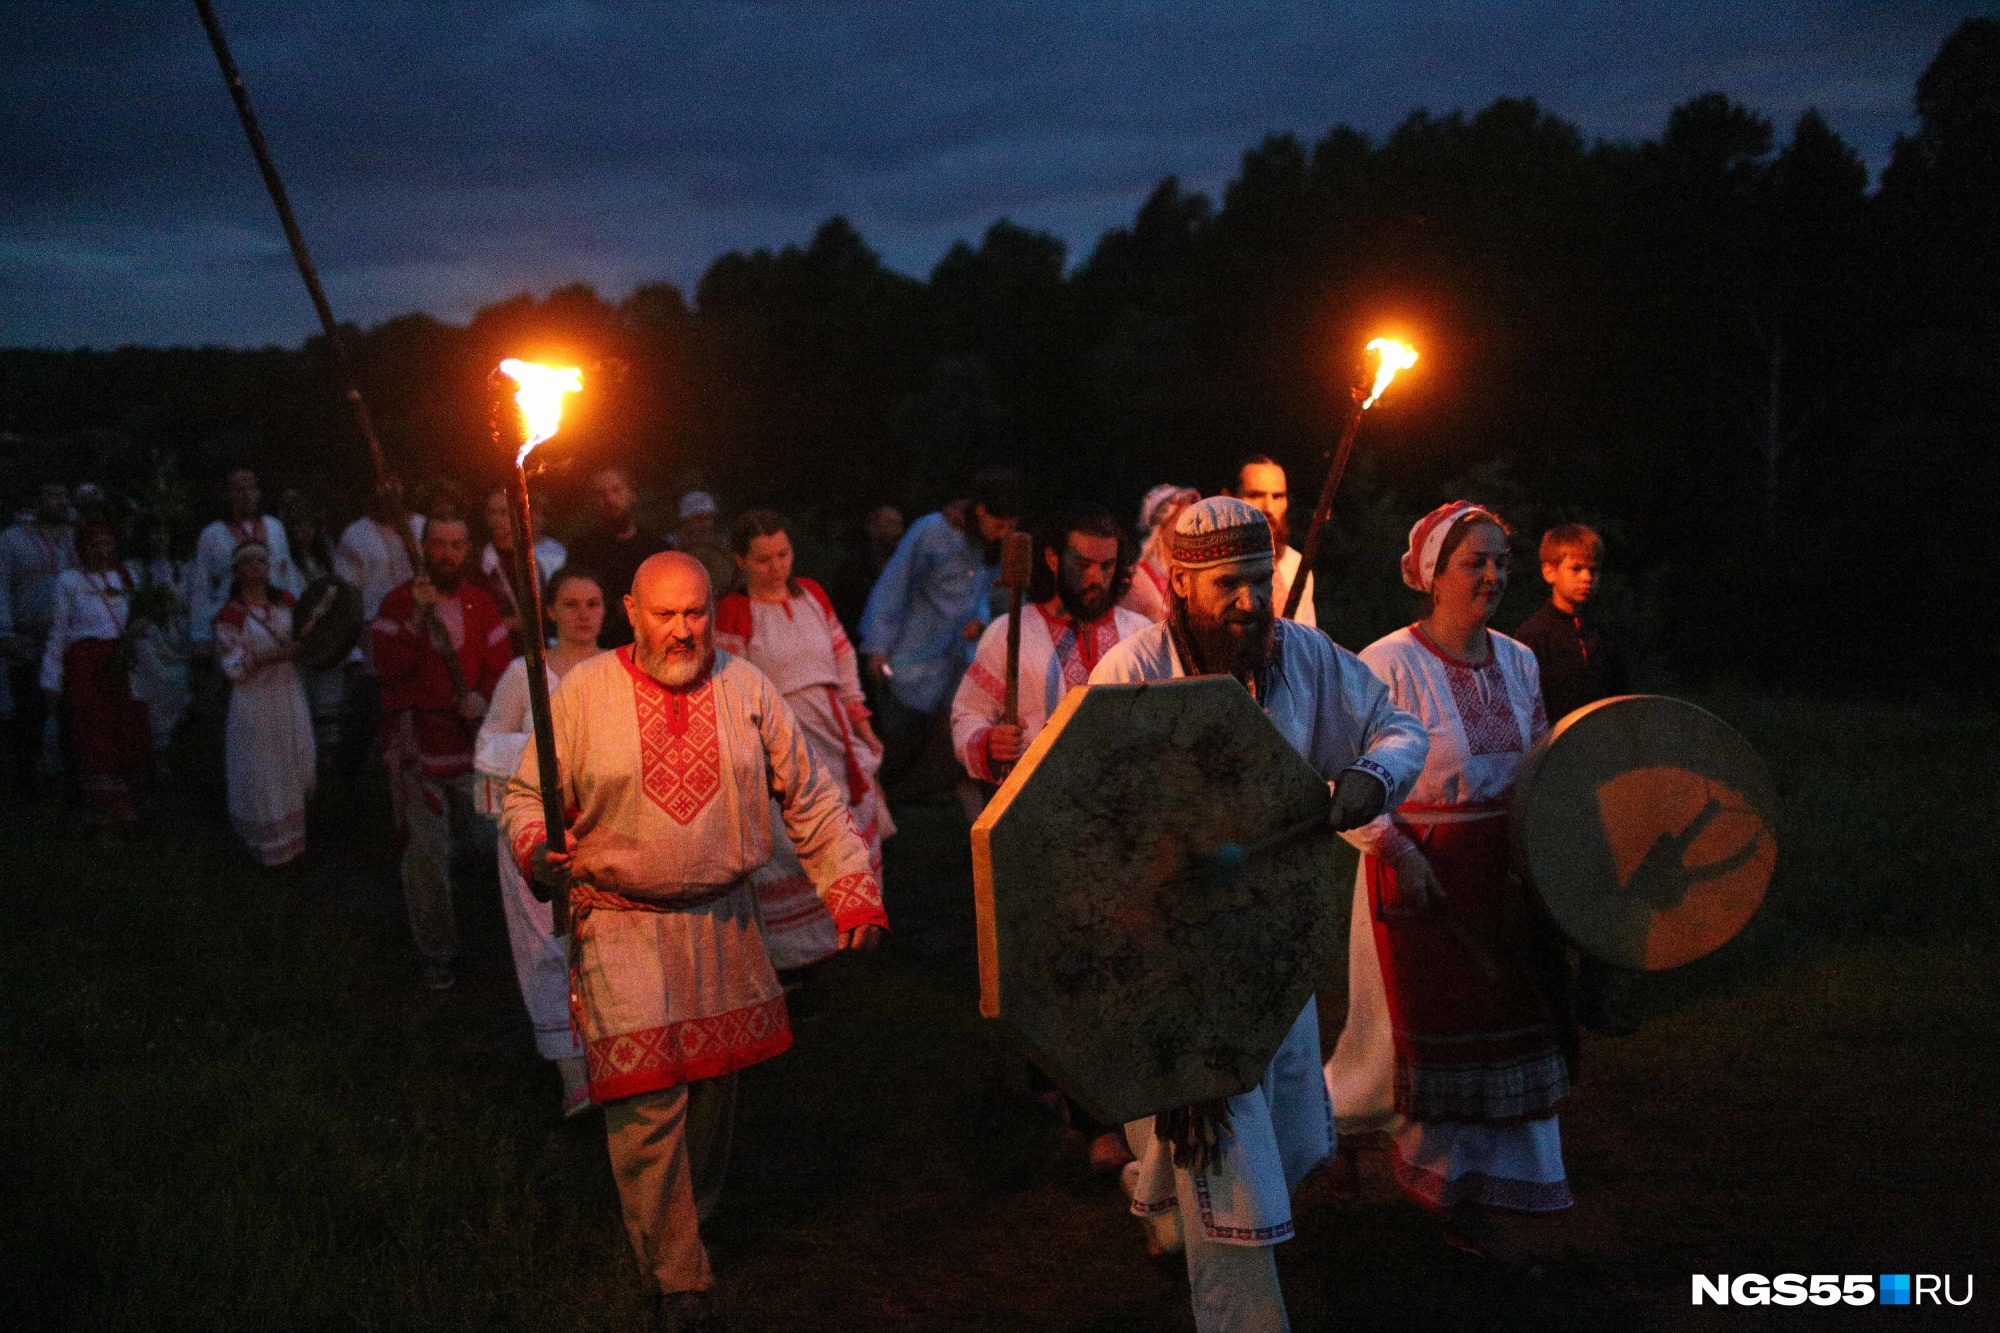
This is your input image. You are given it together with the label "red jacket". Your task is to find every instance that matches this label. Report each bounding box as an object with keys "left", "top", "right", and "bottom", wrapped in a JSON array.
[{"left": 371, "top": 578, "right": 513, "bottom": 776}]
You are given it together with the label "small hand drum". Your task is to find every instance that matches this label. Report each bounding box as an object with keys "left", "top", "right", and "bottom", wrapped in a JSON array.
[
  {"left": 292, "top": 577, "right": 364, "bottom": 671},
  {"left": 1512, "top": 694, "right": 1777, "bottom": 971}
]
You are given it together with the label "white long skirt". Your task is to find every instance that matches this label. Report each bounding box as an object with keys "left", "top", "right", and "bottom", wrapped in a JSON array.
[
  {"left": 129, "top": 623, "right": 189, "bottom": 751},
  {"left": 1324, "top": 867, "right": 1401, "bottom": 1134},
  {"left": 1391, "top": 1116, "right": 1572, "bottom": 1213},
  {"left": 497, "top": 840, "right": 585, "bottom": 1060},
  {"left": 225, "top": 661, "right": 315, "bottom": 866}
]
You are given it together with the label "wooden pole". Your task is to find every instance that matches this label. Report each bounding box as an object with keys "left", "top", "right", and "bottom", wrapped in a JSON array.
[
  {"left": 504, "top": 458, "right": 570, "bottom": 936},
  {"left": 996, "top": 530, "right": 1035, "bottom": 778},
  {"left": 192, "top": 0, "right": 389, "bottom": 489},
  {"left": 1281, "top": 386, "right": 1364, "bottom": 622},
  {"left": 192, "top": 0, "right": 454, "bottom": 688}
]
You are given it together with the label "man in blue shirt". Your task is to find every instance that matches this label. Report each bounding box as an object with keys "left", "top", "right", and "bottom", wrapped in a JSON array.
[{"left": 860, "top": 468, "right": 1021, "bottom": 802}]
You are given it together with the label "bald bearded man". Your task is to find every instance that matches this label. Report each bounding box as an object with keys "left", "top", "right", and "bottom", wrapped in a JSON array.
[{"left": 505, "top": 552, "right": 888, "bottom": 1330}]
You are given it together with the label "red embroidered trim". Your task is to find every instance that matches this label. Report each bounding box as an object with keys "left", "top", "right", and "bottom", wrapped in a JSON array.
[
  {"left": 511, "top": 821, "right": 546, "bottom": 879},
  {"left": 618, "top": 646, "right": 722, "bottom": 823},
  {"left": 822, "top": 871, "right": 888, "bottom": 932},
  {"left": 1170, "top": 523, "right": 1272, "bottom": 568},
  {"left": 584, "top": 994, "right": 793, "bottom": 1101}
]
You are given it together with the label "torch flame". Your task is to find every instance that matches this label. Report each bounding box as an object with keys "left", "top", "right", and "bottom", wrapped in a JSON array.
[
  {"left": 497, "top": 358, "right": 583, "bottom": 465},
  {"left": 1361, "top": 338, "right": 1418, "bottom": 410}
]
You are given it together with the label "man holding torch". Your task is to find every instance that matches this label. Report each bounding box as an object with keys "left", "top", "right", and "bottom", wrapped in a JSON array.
[{"left": 505, "top": 551, "right": 888, "bottom": 1328}]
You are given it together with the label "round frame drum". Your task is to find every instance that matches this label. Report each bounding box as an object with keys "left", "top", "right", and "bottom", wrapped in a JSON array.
[{"left": 1512, "top": 694, "right": 1777, "bottom": 971}]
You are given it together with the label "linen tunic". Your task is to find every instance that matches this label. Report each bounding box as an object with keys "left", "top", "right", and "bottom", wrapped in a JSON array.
[
  {"left": 858, "top": 508, "right": 997, "bottom": 713},
  {"left": 502, "top": 647, "right": 888, "bottom": 1101},
  {"left": 1088, "top": 618, "right": 1429, "bottom": 1245},
  {"left": 716, "top": 579, "right": 895, "bottom": 969},
  {"left": 950, "top": 601, "right": 1152, "bottom": 784},
  {"left": 1272, "top": 546, "right": 1316, "bottom": 629},
  {"left": 0, "top": 520, "right": 75, "bottom": 646}
]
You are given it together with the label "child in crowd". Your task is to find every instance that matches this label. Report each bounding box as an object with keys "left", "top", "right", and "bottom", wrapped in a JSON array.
[
  {"left": 1513, "top": 522, "right": 1638, "bottom": 1034},
  {"left": 1512, "top": 523, "right": 1628, "bottom": 726}
]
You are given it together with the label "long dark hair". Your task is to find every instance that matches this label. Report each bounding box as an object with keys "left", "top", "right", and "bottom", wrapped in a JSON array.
[{"left": 1030, "top": 504, "right": 1135, "bottom": 606}]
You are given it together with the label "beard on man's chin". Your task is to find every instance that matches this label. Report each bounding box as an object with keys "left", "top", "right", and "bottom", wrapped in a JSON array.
[
  {"left": 429, "top": 561, "right": 463, "bottom": 591},
  {"left": 637, "top": 632, "right": 714, "bottom": 688},
  {"left": 1057, "top": 575, "right": 1114, "bottom": 623},
  {"left": 1173, "top": 597, "right": 1273, "bottom": 680}
]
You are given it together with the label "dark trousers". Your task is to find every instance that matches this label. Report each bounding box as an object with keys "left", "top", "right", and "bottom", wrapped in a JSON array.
[{"left": 7, "top": 656, "right": 50, "bottom": 796}]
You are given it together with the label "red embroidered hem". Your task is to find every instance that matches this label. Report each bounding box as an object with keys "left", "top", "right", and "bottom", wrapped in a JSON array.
[{"left": 584, "top": 994, "right": 793, "bottom": 1102}]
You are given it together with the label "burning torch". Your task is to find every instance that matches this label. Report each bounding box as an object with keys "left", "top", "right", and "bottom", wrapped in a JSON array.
[
  {"left": 492, "top": 359, "right": 583, "bottom": 935},
  {"left": 1281, "top": 337, "right": 1419, "bottom": 621}
]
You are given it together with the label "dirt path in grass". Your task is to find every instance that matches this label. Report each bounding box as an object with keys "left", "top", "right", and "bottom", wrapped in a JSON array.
[{"left": 2, "top": 746, "right": 1995, "bottom": 1330}]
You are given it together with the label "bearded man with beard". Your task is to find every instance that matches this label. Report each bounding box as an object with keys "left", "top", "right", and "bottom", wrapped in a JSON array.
[
  {"left": 1226, "top": 455, "right": 1316, "bottom": 628},
  {"left": 505, "top": 552, "right": 887, "bottom": 1332},
  {"left": 1087, "top": 497, "right": 1427, "bottom": 1333},
  {"left": 952, "top": 504, "right": 1152, "bottom": 787},
  {"left": 371, "top": 504, "right": 514, "bottom": 990}
]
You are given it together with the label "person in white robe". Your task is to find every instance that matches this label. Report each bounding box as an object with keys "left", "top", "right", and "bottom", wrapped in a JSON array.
[
  {"left": 475, "top": 568, "right": 603, "bottom": 1116},
  {"left": 0, "top": 481, "right": 76, "bottom": 794},
  {"left": 953, "top": 504, "right": 1153, "bottom": 786},
  {"left": 714, "top": 510, "right": 894, "bottom": 978},
  {"left": 1226, "top": 457, "right": 1316, "bottom": 627},
  {"left": 189, "top": 469, "right": 302, "bottom": 652},
  {"left": 41, "top": 520, "right": 149, "bottom": 824},
  {"left": 1118, "top": 483, "right": 1197, "bottom": 623},
  {"left": 503, "top": 553, "right": 888, "bottom": 1328},
  {"left": 214, "top": 541, "right": 316, "bottom": 867},
  {"left": 1089, "top": 497, "right": 1428, "bottom": 1333},
  {"left": 1325, "top": 501, "right": 1572, "bottom": 1261},
  {"left": 126, "top": 521, "right": 191, "bottom": 753}
]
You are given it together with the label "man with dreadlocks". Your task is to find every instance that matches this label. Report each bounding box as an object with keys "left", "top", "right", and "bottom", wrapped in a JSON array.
[{"left": 1088, "top": 497, "right": 1427, "bottom": 1333}]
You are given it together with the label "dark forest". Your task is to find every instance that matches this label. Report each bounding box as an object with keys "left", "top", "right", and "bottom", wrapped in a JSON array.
[{"left": 4, "top": 19, "right": 1995, "bottom": 690}]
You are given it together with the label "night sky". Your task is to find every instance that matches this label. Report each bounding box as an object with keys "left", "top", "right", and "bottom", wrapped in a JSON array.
[{"left": 0, "top": 1, "right": 1974, "bottom": 349}]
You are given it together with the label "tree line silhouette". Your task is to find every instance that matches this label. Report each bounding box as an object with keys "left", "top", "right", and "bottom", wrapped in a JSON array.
[{"left": 2, "top": 19, "right": 1994, "bottom": 688}]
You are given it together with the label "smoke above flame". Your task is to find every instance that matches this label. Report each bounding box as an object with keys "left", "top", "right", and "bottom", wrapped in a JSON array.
[
  {"left": 497, "top": 358, "right": 583, "bottom": 465},
  {"left": 1361, "top": 338, "right": 1418, "bottom": 410}
]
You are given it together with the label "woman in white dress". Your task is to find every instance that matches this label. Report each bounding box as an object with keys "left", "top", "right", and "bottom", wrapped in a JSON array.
[
  {"left": 125, "top": 519, "right": 191, "bottom": 755},
  {"left": 41, "top": 519, "right": 149, "bottom": 824},
  {"left": 475, "top": 567, "right": 603, "bottom": 1117},
  {"left": 215, "top": 541, "right": 316, "bottom": 867},
  {"left": 1329, "top": 501, "right": 1571, "bottom": 1259},
  {"left": 715, "top": 510, "right": 893, "bottom": 980}
]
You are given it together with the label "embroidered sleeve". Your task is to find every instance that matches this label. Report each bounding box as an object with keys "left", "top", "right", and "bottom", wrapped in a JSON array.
[
  {"left": 757, "top": 669, "right": 890, "bottom": 933},
  {"left": 950, "top": 617, "right": 1009, "bottom": 783}
]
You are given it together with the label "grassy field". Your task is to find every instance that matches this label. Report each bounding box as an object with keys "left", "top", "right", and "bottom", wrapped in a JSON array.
[{"left": 2, "top": 689, "right": 1996, "bottom": 1331}]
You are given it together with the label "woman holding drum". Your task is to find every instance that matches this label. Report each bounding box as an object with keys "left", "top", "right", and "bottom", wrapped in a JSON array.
[{"left": 1327, "top": 501, "right": 1573, "bottom": 1259}]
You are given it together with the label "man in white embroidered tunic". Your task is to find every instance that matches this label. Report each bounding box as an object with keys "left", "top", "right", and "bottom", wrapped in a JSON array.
[
  {"left": 1088, "top": 497, "right": 1427, "bottom": 1333},
  {"left": 504, "top": 552, "right": 888, "bottom": 1328},
  {"left": 951, "top": 504, "right": 1151, "bottom": 786}
]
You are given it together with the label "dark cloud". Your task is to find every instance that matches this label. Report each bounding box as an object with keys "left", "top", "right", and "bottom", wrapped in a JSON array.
[{"left": 0, "top": 0, "right": 1966, "bottom": 347}]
